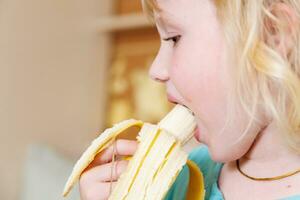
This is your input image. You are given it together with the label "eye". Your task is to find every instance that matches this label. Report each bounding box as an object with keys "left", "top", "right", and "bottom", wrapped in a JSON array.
[{"left": 162, "top": 35, "right": 181, "bottom": 45}]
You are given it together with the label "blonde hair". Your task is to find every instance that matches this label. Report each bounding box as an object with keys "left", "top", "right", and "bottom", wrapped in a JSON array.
[{"left": 142, "top": 0, "right": 300, "bottom": 153}]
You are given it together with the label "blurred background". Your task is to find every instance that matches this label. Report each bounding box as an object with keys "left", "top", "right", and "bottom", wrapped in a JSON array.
[{"left": 0, "top": 0, "right": 199, "bottom": 199}]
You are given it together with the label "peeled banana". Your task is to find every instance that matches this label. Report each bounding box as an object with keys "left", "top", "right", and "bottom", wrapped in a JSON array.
[{"left": 62, "top": 104, "right": 205, "bottom": 199}]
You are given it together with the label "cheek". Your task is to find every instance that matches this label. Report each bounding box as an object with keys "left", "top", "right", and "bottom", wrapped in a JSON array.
[
  {"left": 169, "top": 36, "right": 231, "bottom": 138},
  {"left": 170, "top": 38, "right": 229, "bottom": 110}
]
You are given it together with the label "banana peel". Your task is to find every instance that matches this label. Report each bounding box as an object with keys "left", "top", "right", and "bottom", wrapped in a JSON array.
[
  {"left": 62, "top": 104, "right": 204, "bottom": 199},
  {"left": 124, "top": 156, "right": 205, "bottom": 200}
]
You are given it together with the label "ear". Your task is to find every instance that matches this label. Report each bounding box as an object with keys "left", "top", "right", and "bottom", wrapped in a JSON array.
[{"left": 264, "top": 2, "right": 299, "bottom": 58}]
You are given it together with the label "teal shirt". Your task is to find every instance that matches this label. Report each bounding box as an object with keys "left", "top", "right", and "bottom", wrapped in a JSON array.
[{"left": 164, "top": 145, "right": 300, "bottom": 200}]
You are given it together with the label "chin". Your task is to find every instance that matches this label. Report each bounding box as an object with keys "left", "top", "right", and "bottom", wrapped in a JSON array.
[{"left": 207, "top": 144, "right": 244, "bottom": 163}]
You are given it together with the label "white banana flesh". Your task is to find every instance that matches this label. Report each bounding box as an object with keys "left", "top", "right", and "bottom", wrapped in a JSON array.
[{"left": 62, "top": 104, "right": 198, "bottom": 200}]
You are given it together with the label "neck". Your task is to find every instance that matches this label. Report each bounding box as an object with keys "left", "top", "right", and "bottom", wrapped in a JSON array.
[{"left": 239, "top": 121, "right": 300, "bottom": 177}]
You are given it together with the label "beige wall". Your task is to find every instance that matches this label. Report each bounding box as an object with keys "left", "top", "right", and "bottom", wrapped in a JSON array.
[{"left": 0, "top": 0, "right": 114, "bottom": 199}]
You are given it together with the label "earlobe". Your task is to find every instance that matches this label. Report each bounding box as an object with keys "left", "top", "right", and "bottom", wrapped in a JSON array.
[{"left": 263, "top": 2, "right": 299, "bottom": 57}]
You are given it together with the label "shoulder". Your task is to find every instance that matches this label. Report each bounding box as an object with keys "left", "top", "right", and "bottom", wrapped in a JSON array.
[
  {"left": 188, "top": 145, "right": 211, "bottom": 163},
  {"left": 188, "top": 145, "right": 224, "bottom": 199},
  {"left": 188, "top": 145, "right": 218, "bottom": 172},
  {"left": 188, "top": 145, "right": 223, "bottom": 180},
  {"left": 164, "top": 145, "right": 223, "bottom": 200},
  {"left": 164, "top": 162, "right": 190, "bottom": 200}
]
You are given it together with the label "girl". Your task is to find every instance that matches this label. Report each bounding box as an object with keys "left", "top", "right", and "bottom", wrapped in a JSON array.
[{"left": 79, "top": 0, "right": 300, "bottom": 199}]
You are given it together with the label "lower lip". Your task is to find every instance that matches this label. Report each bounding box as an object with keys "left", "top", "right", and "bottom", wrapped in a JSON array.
[{"left": 194, "top": 127, "right": 200, "bottom": 142}]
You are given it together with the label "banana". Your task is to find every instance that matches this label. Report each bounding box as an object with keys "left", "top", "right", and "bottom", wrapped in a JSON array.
[
  {"left": 62, "top": 119, "right": 143, "bottom": 197},
  {"left": 62, "top": 104, "right": 204, "bottom": 199}
]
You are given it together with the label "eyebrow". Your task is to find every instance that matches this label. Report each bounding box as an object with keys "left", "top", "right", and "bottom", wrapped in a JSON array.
[
  {"left": 157, "top": 13, "right": 175, "bottom": 24},
  {"left": 155, "top": 12, "right": 181, "bottom": 30}
]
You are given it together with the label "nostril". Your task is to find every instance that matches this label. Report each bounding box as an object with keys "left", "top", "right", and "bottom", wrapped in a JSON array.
[
  {"left": 150, "top": 76, "right": 169, "bottom": 83},
  {"left": 157, "top": 78, "right": 165, "bottom": 82},
  {"left": 149, "top": 68, "right": 169, "bottom": 82},
  {"left": 148, "top": 58, "right": 170, "bottom": 82}
]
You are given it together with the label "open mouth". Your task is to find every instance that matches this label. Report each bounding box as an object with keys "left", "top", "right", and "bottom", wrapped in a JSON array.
[
  {"left": 167, "top": 94, "right": 194, "bottom": 114},
  {"left": 167, "top": 98, "right": 200, "bottom": 141}
]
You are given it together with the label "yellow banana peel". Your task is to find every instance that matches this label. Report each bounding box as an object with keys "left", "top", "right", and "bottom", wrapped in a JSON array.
[{"left": 62, "top": 104, "right": 205, "bottom": 200}]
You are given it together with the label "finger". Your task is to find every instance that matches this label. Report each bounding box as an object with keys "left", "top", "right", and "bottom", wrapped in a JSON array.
[
  {"left": 80, "top": 181, "right": 118, "bottom": 200},
  {"left": 81, "top": 160, "right": 129, "bottom": 183},
  {"left": 92, "top": 139, "right": 138, "bottom": 165}
]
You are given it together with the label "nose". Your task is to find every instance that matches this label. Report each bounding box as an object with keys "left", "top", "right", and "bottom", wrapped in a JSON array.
[{"left": 148, "top": 49, "right": 170, "bottom": 83}]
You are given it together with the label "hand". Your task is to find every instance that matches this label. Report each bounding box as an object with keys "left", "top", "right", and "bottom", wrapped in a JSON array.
[{"left": 79, "top": 139, "right": 138, "bottom": 200}]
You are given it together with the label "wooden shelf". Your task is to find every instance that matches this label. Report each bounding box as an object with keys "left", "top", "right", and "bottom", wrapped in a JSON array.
[{"left": 95, "top": 13, "right": 154, "bottom": 33}]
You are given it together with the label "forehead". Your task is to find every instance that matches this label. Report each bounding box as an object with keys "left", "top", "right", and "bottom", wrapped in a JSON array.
[
  {"left": 144, "top": 0, "right": 211, "bottom": 18},
  {"left": 155, "top": 0, "right": 181, "bottom": 18},
  {"left": 145, "top": 0, "right": 209, "bottom": 10},
  {"left": 144, "top": 0, "right": 215, "bottom": 28}
]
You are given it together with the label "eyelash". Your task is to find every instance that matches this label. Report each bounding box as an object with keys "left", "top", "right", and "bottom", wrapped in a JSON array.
[{"left": 162, "top": 35, "right": 181, "bottom": 45}]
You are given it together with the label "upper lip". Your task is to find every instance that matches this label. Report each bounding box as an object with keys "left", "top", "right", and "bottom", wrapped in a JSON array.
[
  {"left": 167, "top": 93, "right": 188, "bottom": 109},
  {"left": 167, "top": 93, "right": 194, "bottom": 115}
]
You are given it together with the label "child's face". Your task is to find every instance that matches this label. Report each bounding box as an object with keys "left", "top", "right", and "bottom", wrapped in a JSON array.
[{"left": 150, "top": 0, "right": 262, "bottom": 162}]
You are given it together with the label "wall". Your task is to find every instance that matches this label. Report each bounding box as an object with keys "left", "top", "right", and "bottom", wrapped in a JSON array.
[{"left": 0, "top": 0, "right": 113, "bottom": 199}]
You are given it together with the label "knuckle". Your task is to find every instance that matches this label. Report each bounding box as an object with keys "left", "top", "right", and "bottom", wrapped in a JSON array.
[
  {"left": 115, "top": 139, "right": 123, "bottom": 150},
  {"left": 84, "top": 188, "right": 98, "bottom": 200},
  {"left": 81, "top": 184, "right": 108, "bottom": 200},
  {"left": 118, "top": 160, "right": 128, "bottom": 168},
  {"left": 116, "top": 160, "right": 129, "bottom": 174},
  {"left": 79, "top": 171, "right": 91, "bottom": 187}
]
